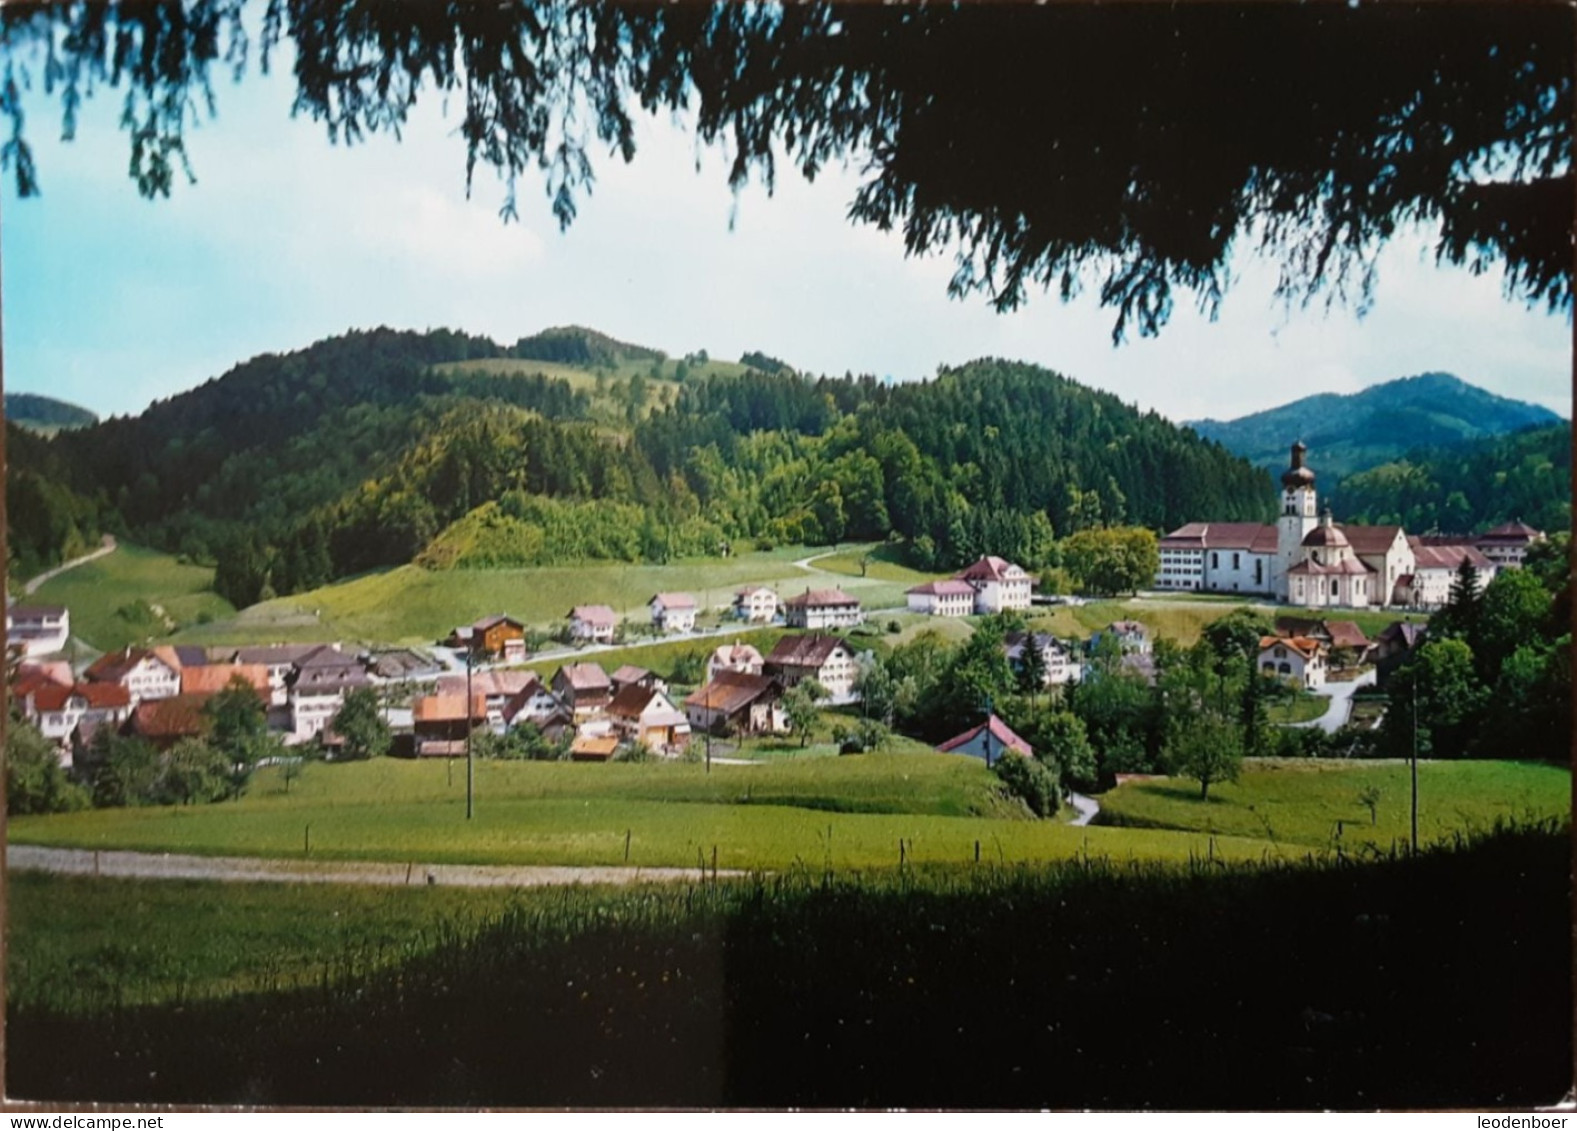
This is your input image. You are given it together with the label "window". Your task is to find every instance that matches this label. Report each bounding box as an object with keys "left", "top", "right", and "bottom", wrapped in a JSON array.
[
  {"left": 1211, "top": 552, "right": 1219, "bottom": 569},
  {"left": 1233, "top": 553, "right": 1240, "bottom": 570},
  {"left": 1331, "top": 580, "right": 1339, "bottom": 597},
  {"left": 1254, "top": 560, "right": 1263, "bottom": 585}
]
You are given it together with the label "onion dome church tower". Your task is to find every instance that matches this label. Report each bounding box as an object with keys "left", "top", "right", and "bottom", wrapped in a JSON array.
[{"left": 1274, "top": 441, "right": 1319, "bottom": 597}]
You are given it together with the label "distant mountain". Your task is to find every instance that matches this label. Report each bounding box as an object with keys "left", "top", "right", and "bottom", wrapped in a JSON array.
[
  {"left": 5, "top": 392, "right": 98, "bottom": 433},
  {"left": 510, "top": 325, "right": 666, "bottom": 367},
  {"left": 1187, "top": 373, "right": 1565, "bottom": 479}
]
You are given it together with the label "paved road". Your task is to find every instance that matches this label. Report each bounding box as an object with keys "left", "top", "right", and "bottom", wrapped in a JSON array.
[
  {"left": 1065, "top": 790, "right": 1099, "bottom": 827},
  {"left": 8, "top": 845, "right": 741, "bottom": 888},
  {"left": 22, "top": 535, "right": 117, "bottom": 595},
  {"left": 1290, "top": 670, "right": 1377, "bottom": 734}
]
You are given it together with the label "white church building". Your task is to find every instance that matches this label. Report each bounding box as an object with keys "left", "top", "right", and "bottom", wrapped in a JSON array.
[{"left": 1156, "top": 441, "right": 1516, "bottom": 609}]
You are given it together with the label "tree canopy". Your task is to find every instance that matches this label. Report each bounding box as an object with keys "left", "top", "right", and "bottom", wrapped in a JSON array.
[{"left": 2, "top": 1, "right": 1568, "bottom": 339}]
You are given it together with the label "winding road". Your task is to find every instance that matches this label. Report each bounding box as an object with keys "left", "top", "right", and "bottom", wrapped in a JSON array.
[
  {"left": 1290, "top": 670, "right": 1377, "bottom": 734},
  {"left": 21, "top": 535, "right": 117, "bottom": 595}
]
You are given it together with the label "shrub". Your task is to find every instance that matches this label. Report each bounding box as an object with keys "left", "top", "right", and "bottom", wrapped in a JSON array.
[{"left": 992, "top": 751, "right": 1060, "bottom": 817}]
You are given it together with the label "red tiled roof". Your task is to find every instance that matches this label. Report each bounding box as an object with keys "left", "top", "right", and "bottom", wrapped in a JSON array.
[
  {"left": 569, "top": 605, "right": 618, "bottom": 626},
  {"left": 1411, "top": 544, "right": 1492, "bottom": 572},
  {"left": 436, "top": 670, "right": 542, "bottom": 698},
  {"left": 1323, "top": 621, "right": 1370, "bottom": 649},
  {"left": 908, "top": 579, "right": 978, "bottom": 597},
  {"left": 1480, "top": 521, "right": 1542, "bottom": 542},
  {"left": 85, "top": 647, "right": 174, "bottom": 685},
  {"left": 181, "top": 664, "right": 270, "bottom": 698},
  {"left": 684, "top": 671, "right": 780, "bottom": 715},
  {"left": 555, "top": 662, "right": 612, "bottom": 691},
  {"left": 32, "top": 682, "right": 132, "bottom": 711},
  {"left": 953, "top": 556, "right": 1022, "bottom": 582},
  {"left": 765, "top": 633, "right": 849, "bottom": 669},
  {"left": 1162, "top": 523, "right": 1277, "bottom": 552},
  {"left": 413, "top": 694, "right": 488, "bottom": 723},
  {"left": 709, "top": 643, "right": 763, "bottom": 668},
  {"left": 611, "top": 664, "right": 653, "bottom": 685},
  {"left": 1259, "top": 635, "right": 1324, "bottom": 661},
  {"left": 1287, "top": 557, "right": 1372, "bottom": 576},
  {"left": 936, "top": 714, "right": 1033, "bottom": 759},
  {"left": 784, "top": 588, "right": 860, "bottom": 608},
  {"left": 650, "top": 592, "right": 697, "bottom": 609},
  {"left": 127, "top": 695, "right": 212, "bottom": 740},
  {"left": 1336, "top": 524, "right": 1405, "bottom": 555}
]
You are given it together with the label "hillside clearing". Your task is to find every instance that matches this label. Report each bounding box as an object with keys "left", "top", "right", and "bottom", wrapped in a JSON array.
[{"left": 28, "top": 545, "right": 236, "bottom": 653}]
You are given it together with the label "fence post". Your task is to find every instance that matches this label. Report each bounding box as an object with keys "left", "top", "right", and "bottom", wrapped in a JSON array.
[
  {"left": 899, "top": 838, "right": 906, "bottom": 869},
  {"left": 625, "top": 829, "right": 632, "bottom": 863},
  {"left": 305, "top": 824, "right": 311, "bottom": 856}
]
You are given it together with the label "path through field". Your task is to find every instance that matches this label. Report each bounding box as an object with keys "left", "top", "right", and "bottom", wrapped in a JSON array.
[
  {"left": 1291, "top": 670, "right": 1377, "bottom": 734},
  {"left": 7, "top": 845, "right": 741, "bottom": 888},
  {"left": 21, "top": 535, "right": 117, "bottom": 595},
  {"left": 1065, "top": 790, "right": 1099, "bottom": 826}
]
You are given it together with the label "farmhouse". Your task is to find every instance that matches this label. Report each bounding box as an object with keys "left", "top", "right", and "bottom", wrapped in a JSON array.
[
  {"left": 1003, "top": 632, "right": 1082, "bottom": 687},
  {"left": 707, "top": 642, "right": 765, "bottom": 680},
  {"left": 233, "top": 644, "right": 335, "bottom": 706},
  {"left": 553, "top": 662, "right": 613, "bottom": 716},
  {"left": 733, "top": 586, "right": 780, "bottom": 623},
  {"left": 84, "top": 646, "right": 181, "bottom": 704},
  {"left": 764, "top": 633, "right": 860, "bottom": 702},
  {"left": 610, "top": 665, "right": 664, "bottom": 695},
  {"left": 684, "top": 671, "right": 785, "bottom": 736},
  {"left": 437, "top": 670, "right": 545, "bottom": 726},
  {"left": 123, "top": 694, "right": 212, "bottom": 750},
  {"left": 6, "top": 604, "right": 70, "bottom": 657},
  {"left": 568, "top": 605, "right": 618, "bottom": 643},
  {"left": 606, "top": 685, "right": 691, "bottom": 754},
  {"left": 649, "top": 592, "right": 698, "bottom": 634},
  {"left": 783, "top": 588, "right": 863, "bottom": 630},
  {"left": 954, "top": 555, "right": 1034, "bottom": 613},
  {"left": 1258, "top": 635, "right": 1328, "bottom": 690},
  {"left": 501, "top": 676, "right": 572, "bottom": 731},
  {"left": 26, "top": 682, "right": 132, "bottom": 746},
  {"left": 905, "top": 579, "right": 977, "bottom": 617},
  {"left": 448, "top": 615, "right": 527, "bottom": 661},
  {"left": 935, "top": 714, "right": 1033, "bottom": 767},
  {"left": 286, "top": 647, "right": 370, "bottom": 742},
  {"left": 412, "top": 694, "right": 488, "bottom": 757}
]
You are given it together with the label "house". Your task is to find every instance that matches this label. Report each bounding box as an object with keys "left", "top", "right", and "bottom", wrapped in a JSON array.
[
  {"left": 286, "top": 646, "right": 371, "bottom": 742},
  {"left": 953, "top": 556, "right": 1034, "bottom": 613},
  {"left": 935, "top": 714, "right": 1034, "bottom": 767},
  {"left": 1476, "top": 520, "right": 1546, "bottom": 570},
  {"left": 905, "top": 579, "right": 977, "bottom": 618},
  {"left": 14, "top": 659, "right": 73, "bottom": 691},
  {"left": 552, "top": 662, "right": 613, "bottom": 716},
  {"left": 733, "top": 586, "right": 780, "bottom": 623},
  {"left": 6, "top": 604, "right": 70, "bottom": 657},
  {"left": 84, "top": 646, "right": 181, "bottom": 704},
  {"left": 569, "top": 734, "right": 620, "bottom": 762},
  {"left": 649, "top": 592, "right": 698, "bottom": 634},
  {"left": 438, "top": 670, "right": 545, "bottom": 726},
  {"left": 1003, "top": 632, "right": 1082, "bottom": 687},
  {"left": 764, "top": 633, "right": 860, "bottom": 702},
  {"left": 684, "top": 671, "right": 786, "bottom": 736},
  {"left": 180, "top": 663, "right": 272, "bottom": 700},
  {"left": 412, "top": 693, "right": 489, "bottom": 757},
  {"left": 568, "top": 605, "right": 618, "bottom": 644},
  {"left": 26, "top": 682, "right": 132, "bottom": 746},
  {"left": 498, "top": 675, "right": 565, "bottom": 730},
  {"left": 1400, "top": 542, "right": 1496, "bottom": 609},
  {"left": 610, "top": 665, "right": 665, "bottom": 696},
  {"left": 233, "top": 644, "right": 336, "bottom": 706},
  {"left": 1374, "top": 621, "right": 1428, "bottom": 686},
  {"left": 606, "top": 685, "right": 691, "bottom": 754},
  {"left": 123, "top": 694, "right": 212, "bottom": 751},
  {"left": 1272, "top": 618, "right": 1372, "bottom": 662},
  {"left": 707, "top": 642, "right": 765, "bottom": 681},
  {"left": 367, "top": 649, "right": 444, "bottom": 681},
  {"left": 1091, "top": 621, "right": 1150, "bottom": 656},
  {"left": 783, "top": 588, "right": 863, "bottom": 630},
  {"left": 1258, "top": 635, "right": 1328, "bottom": 690},
  {"left": 448, "top": 615, "right": 528, "bottom": 661}
]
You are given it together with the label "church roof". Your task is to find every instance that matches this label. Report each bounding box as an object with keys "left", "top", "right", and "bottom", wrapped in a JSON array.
[
  {"left": 1287, "top": 557, "right": 1372, "bottom": 576},
  {"left": 1280, "top": 442, "right": 1316, "bottom": 489},
  {"left": 1302, "top": 522, "right": 1350, "bottom": 549},
  {"left": 1161, "top": 522, "right": 1277, "bottom": 553},
  {"left": 1336, "top": 525, "right": 1406, "bottom": 554},
  {"left": 1479, "top": 520, "right": 1542, "bottom": 543}
]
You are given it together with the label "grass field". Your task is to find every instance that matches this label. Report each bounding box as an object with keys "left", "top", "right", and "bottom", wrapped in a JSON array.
[
  {"left": 1266, "top": 689, "right": 1330, "bottom": 724},
  {"left": 9, "top": 753, "right": 1286, "bottom": 870},
  {"left": 29, "top": 545, "right": 236, "bottom": 653},
  {"left": 431, "top": 356, "right": 751, "bottom": 423},
  {"left": 1028, "top": 597, "right": 1428, "bottom": 646},
  {"left": 181, "top": 544, "right": 921, "bottom": 647},
  {"left": 1097, "top": 758, "right": 1571, "bottom": 851}
]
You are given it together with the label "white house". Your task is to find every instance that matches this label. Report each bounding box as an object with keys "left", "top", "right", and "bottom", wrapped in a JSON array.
[
  {"left": 25, "top": 682, "right": 132, "bottom": 747},
  {"left": 684, "top": 671, "right": 786, "bottom": 736},
  {"left": 707, "top": 642, "right": 765, "bottom": 681},
  {"left": 568, "top": 605, "right": 618, "bottom": 643},
  {"left": 606, "top": 685, "right": 691, "bottom": 755},
  {"left": 783, "top": 588, "right": 864, "bottom": 630},
  {"left": 286, "top": 647, "right": 371, "bottom": 743},
  {"left": 954, "top": 556, "right": 1033, "bottom": 613},
  {"left": 935, "top": 714, "right": 1034, "bottom": 768},
  {"left": 83, "top": 646, "right": 181, "bottom": 705},
  {"left": 649, "top": 592, "right": 698, "bottom": 634},
  {"left": 905, "top": 579, "right": 977, "bottom": 617},
  {"left": 6, "top": 605, "right": 70, "bottom": 657},
  {"left": 1258, "top": 635, "right": 1328, "bottom": 690},
  {"left": 733, "top": 586, "right": 780, "bottom": 623},
  {"left": 1400, "top": 542, "right": 1496, "bottom": 609},
  {"left": 1004, "top": 632, "right": 1083, "bottom": 687},
  {"left": 764, "top": 633, "right": 860, "bottom": 703},
  {"left": 1476, "top": 520, "right": 1545, "bottom": 570}
]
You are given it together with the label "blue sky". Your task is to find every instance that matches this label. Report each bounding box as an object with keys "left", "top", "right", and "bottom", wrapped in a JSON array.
[{"left": 3, "top": 45, "right": 1570, "bottom": 425}]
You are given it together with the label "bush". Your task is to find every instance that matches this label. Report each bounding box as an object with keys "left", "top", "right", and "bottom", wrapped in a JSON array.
[
  {"left": 615, "top": 742, "right": 656, "bottom": 764},
  {"left": 886, "top": 620, "right": 902, "bottom": 634},
  {"left": 992, "top": 751, "right": 1060, "bottom": 817}
]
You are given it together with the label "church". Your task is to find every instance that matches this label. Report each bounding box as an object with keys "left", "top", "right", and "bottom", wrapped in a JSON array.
[{"left": 1154, "top": 442, "right": 1535, "bottom": 609}]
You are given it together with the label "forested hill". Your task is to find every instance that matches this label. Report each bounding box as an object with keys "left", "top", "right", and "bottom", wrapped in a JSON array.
[
  {"left": 1326, "top": 424, "right": 1571, "bottom": 535},
  {"left": 7, "top": 327, "right": 1271, "bottom": 605},
  {"left": 5, "top": 393, "right": 98, "bottom": 433},
  {"left": 1189, "top": 372, "right": 1564, "bottom": 479}
]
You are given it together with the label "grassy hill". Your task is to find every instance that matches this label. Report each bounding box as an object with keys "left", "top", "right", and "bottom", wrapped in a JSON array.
[
  {"left": 28, "top": 543, "right": 235, "bottom": 653},
  {"left": 1189, "top": 372, "right": 1565, "bottom": 479}
]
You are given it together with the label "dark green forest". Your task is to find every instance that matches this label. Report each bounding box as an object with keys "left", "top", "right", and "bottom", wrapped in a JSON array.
[{"left": 11, "top": 326, "right": 1273, "bottom": 604}]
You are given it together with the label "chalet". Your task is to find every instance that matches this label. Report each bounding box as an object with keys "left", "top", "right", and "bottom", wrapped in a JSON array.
[
  {"left": 123, "top": 694, "right": 212, "bottom": 751},
  {"left": 610, "top": 665, "right": 665, "bottom": 696},
  {"left": 936, "top": 714, "right": 1033, "bottom": 768},
  {"left": 412, "top": 694, "right": 488, "bottom": 757},
  {"left": 783, "top": 588, "right": 863, "bottom": 630},
  {"left": 27, "top": 682, "right": 132, "bottom": 746},
  {"left": 1003, "top": 632, "right": 1082, "bottom": 687},
  {"left": 764, "top": 633, "right": 860, "bottom": 702},
  {"left": 438, "top": 670, "right": 545, "bottom": 726},
  {"left": 181, "top": 663, "right": 272, "bottom": 700},
  {"left": 1258, "top": 635, "right": 1328, "bottom": 690},
  {"left": 707, "top": 642, "right": 765, "bottom": 681},
  {"left": 1476, "top": 520, "right": 1545, "bottom": 570},
  {"left": 568, "top": 605, "right": 618, "bottom": 644},
  {"left": 448, "top": 615, "right": 528, "bottom": 661},
  {"left": 233, "top": 644, "right": 336, "bottom": 706},
  {"left": 499, "top": 675, "right": 565, "bottom": 730},
  {"left": 1272, "top": 618, "right": 1372, "bottom": 662},
  {"left": 606, "top": 685, "right": 691, "bottom": 754},
  {"left": 286, "top": 646, "right": 371, "bottom": 742},
  {"left": 84, "top": 646, "right": 181, "bottom": 704},
  {"left": 553, "top": 662, "right": 613, "bottom": 716},
  {"left": 6, "top": 605, "right": 70, "bottom": 657},
  {"left": 649, "top": 592, "right": 698, "bottom": 634},
  {"left": 733, "top": 586, "right": 780, "bottom": 623},
  {"left": 905, "top": 579, "right": 977, "bottom": 618},
  {"left": 954, "top": 556, "right": 1034, "bottom": 613},
  {"left": 684, "top": 671, "right": 785, "bottom": 736}
]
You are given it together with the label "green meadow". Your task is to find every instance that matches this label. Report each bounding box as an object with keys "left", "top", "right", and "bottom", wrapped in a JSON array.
[
  {"left": 1097, "top": 758, "right": 1571, "bottom": 850},
  {"left": 29, "top": 544, "right": 237, "bottom": 653}
]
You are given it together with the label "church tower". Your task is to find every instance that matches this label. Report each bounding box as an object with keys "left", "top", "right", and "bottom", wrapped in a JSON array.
[{"left": 1273, "top": 441, "right": 1318, "bottom": 598}]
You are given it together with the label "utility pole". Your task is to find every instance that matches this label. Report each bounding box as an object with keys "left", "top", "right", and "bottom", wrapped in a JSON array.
[
  {"left": 466, "top": 641, "right": 475, "bottom": 821},
  {"left": 1410, "top": 679, "right": 1419, "bottom": 856}
]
